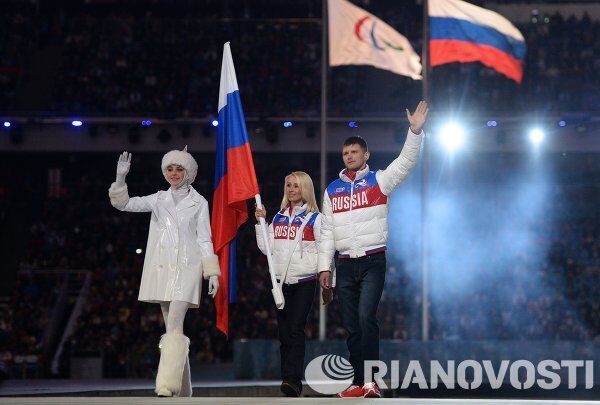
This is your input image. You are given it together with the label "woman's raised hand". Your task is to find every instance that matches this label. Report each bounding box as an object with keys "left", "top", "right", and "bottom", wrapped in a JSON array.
[{"left": 115, "top": 151, "right": 132, "bottom": 186}]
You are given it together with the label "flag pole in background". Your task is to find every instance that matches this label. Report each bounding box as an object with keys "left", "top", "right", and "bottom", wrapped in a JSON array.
[
  {"left": 318, "top": 0, "right": 329, "bottom": 342},
  {"left": 212, "top": 42, "right": 261, "bottom": 336},
  {"left": 421, "top": 0, "right": 431, "bottom": 342}
]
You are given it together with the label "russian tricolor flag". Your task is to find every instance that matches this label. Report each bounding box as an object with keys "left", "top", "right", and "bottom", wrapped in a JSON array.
[
  {"left": 429, "top": 0, "right": 526, "bottom": 83},
  {"left": 212, "top": 42, "right": 259, "bottom": 336}
]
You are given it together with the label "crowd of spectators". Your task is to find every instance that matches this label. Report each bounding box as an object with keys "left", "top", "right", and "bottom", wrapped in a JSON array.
[
  {"left": 0, "top": 271, "right": 63, "bottom": 378},
  {"left": 1, "top": 1, "right": 599, "bottom": 116}
]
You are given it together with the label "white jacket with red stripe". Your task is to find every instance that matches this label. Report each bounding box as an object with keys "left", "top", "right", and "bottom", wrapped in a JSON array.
[
  {"left": 318, "top": 128, "right": 423, "bottom": 272},
  {"left": 256, "top": 204, "right": 322, "bottom": 284}
]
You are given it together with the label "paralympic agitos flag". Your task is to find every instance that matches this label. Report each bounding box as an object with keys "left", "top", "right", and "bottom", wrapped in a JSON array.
[
  {"left": 212, "top": 42, "right": 259, "bottom": 337},
  {"left": 328, "top": 0, "right": 422, "bottom": 79}
]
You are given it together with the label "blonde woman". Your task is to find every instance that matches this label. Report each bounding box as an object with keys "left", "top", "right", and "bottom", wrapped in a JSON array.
[{"left": 255, "top": 171, "right": 322, "bottom": 397}]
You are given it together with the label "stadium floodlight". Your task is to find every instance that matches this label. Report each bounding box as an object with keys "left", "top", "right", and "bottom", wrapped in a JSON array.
[
  {"left": 528, "top": 128, "right": 544, "bottom": 145},
  {"left": 439, "top": 122, "right": 466, "bottom": 152},
  {"left": 72, "top": 120, "right": 83, "bottom": 127},
  {"left": 212, "top": 120, "right": 219, "bottom": 127},
  {"left": 283, "top": 121, "right": 293, "bottom": 128},
  {"left": 3, "top": 121, "right": 11, "bottom": 128}
]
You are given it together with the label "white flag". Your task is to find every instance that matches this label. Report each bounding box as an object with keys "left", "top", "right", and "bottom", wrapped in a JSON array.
[{"left": 328, "top": 0, "right": 422, "bottom": 79}]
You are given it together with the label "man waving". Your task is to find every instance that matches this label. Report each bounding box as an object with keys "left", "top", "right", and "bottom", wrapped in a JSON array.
[{"left": 319, "top": 101, "right": 429, "bottom": 398}]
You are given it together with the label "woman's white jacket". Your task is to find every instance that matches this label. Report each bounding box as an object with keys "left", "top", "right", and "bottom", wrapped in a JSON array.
[
  {"left": 255, "top": 204, "right": 321, "bottom": 284},
  {"left": 108, "top": 182, "right": 220, "bottom": 308}
]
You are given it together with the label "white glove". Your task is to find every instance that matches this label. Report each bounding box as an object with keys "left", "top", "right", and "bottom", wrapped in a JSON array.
[
  {"left": 208, "top": 275, "right": 219, "bottom": 298},
  {"left": 115, "top": 151, "right": 132, "bottom": 187}
]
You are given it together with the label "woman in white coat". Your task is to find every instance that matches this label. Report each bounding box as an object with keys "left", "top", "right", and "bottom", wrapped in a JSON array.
[
  {"left": 255, "top": 171, "right": 323, "bottom": 397},
  {"left": 107, "top": 147, "right": 220, "bottom": 397}
]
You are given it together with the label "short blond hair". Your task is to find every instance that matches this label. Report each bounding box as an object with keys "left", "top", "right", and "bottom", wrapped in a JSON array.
[{"left": 279, "top": 171, "right": 319, "bottom": 213}]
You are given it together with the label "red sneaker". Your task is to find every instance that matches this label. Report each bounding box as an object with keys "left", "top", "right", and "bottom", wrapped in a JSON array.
[
  {"left": 362, "top": 382, "right": 381, "bottom": 398},
  {"left": 338, "top": 385, "right": 364, "bottom": 398}
]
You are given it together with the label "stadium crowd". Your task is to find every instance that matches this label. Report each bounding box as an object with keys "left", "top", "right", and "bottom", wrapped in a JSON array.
[{"left": 1, "top": 2, "right": 599, "bottom": 115}]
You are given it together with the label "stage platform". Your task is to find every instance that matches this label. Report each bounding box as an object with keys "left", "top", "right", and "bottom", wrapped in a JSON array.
[
  {"left": 1, "top": 379, "right": 599, "bottom": 404},
  {"left": 1, "top": 398, "right": 600, "bottom": 405}
]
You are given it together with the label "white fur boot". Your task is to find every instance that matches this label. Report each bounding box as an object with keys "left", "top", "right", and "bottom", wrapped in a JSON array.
[
  {"left": 179, "top": 355, "right": 193, "bottom": 397},
  {"left": 155, "top": 333, "right": 190, "bottom": 397}
]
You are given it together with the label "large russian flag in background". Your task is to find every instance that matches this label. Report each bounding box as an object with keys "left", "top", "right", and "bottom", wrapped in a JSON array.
[
  {"left": 429, "top": 0, "right": 526, "bottom": 83},
  {"left": 212, "top": 42, "right": 259, "bottom": 336}
]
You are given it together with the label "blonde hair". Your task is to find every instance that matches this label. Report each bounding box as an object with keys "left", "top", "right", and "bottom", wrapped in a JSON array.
[{"left": 279, "top": 171, "right": 319, "bottom": 213}]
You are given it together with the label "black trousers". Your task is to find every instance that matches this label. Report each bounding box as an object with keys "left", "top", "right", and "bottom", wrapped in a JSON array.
[{"left": 275, "top": 280, "right": 316, "bottom": 387}]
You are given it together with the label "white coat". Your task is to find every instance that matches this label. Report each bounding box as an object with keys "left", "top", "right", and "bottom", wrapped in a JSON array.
[{"left": 110, "top": 184, "right": 217, "bottom": 308}]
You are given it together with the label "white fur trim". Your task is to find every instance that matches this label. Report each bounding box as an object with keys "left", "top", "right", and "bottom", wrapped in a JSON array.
[
  {"left": 201, "top": 254, "right": 221, "bottom": 279},
  {"left": 108, "top": 182, "right": 129, "bottom": 210},
  {"left": 179, "top": 355, "right": 192, "bottom": 397},
  {"left": 155, "top": 333, "right": 190, "bottom": 397},
  {"left": 161, "top": 147, "right": 198, "bottom": 183}
]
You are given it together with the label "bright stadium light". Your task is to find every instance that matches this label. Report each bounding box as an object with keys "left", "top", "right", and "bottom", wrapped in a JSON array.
[
  {"left": 439, "top": 122, "right": 466, "bottom": 152},
  {"left": 72, "top": 120, "right": 83, "bottom": 127},
  {"left": 283, "top": 121, "right": 293, "bottom": 128},
  {"left": 136, "top": 248, "right": 143, "bottom": 254},
  {"left": 211, "top": 120, "right": 219, "bottom": 127},
  {"left": 529, "top": 128, "right": 544, "bottom": 145},
  {"left": 3, "top": 121, "right": 11, "bottom": 128}
]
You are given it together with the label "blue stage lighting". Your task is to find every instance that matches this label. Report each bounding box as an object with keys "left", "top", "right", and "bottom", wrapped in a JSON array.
[
  {"left": 141, "top": 120, "right": 152, "bottom": 126},
  {"left": 439, "top": 122, "right": 466, "bottom": 152},
  {"left": 349, "top": 121, "right": 358, "bottom": 128},
  {"left": 558, "top": 120, "right": 566, "bottom": 127},
  {"left": 72, "top": 120, "right": 83, "bottom": 127},
  {"left": 283, "top": 121, "right": 293, "bottom": 128},
  {"left": 212, "top": 120, "right": 219, "bottom": 127},
  {"left": 529, "top": 128, "right": 545, "bottom": 145},
  {"left": 3, "top": 121, "right": 11, "bottom": 128},
  {"left": 487, "top": 120, "right": 497, "bottom": 127}
]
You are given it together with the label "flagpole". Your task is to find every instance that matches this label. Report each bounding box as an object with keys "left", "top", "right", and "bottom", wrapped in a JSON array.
[
  {"left": 421, "top": 0, "right": 431, "bottom": 342},
  {"left": 318, "top": 0, "right": 329, "bottom": 342},
  {"left": 255, "top": 194, "right": 284, "bottom": 308}
]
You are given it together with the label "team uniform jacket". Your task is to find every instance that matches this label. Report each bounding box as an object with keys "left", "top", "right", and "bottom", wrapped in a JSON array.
[
  {"left": 318, "top": 128, "right": 424, "bottom": 272},
  {"left": 256, "top": 204, "right": 321, "bottom": 284}
]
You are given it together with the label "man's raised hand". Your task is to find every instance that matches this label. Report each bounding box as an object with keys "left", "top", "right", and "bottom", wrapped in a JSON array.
[{"left": 406, "top": 101, "right": 429, "bottom": 135}]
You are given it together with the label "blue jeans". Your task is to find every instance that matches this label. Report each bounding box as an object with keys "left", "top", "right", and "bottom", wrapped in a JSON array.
[{"left": 336, "top": 252, "right": 386, "bottom": 386}]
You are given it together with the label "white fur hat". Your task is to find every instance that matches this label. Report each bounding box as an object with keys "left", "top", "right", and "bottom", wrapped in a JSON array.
[{"left": 161, "top": 145, "right": 198, "bottom": 183}]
